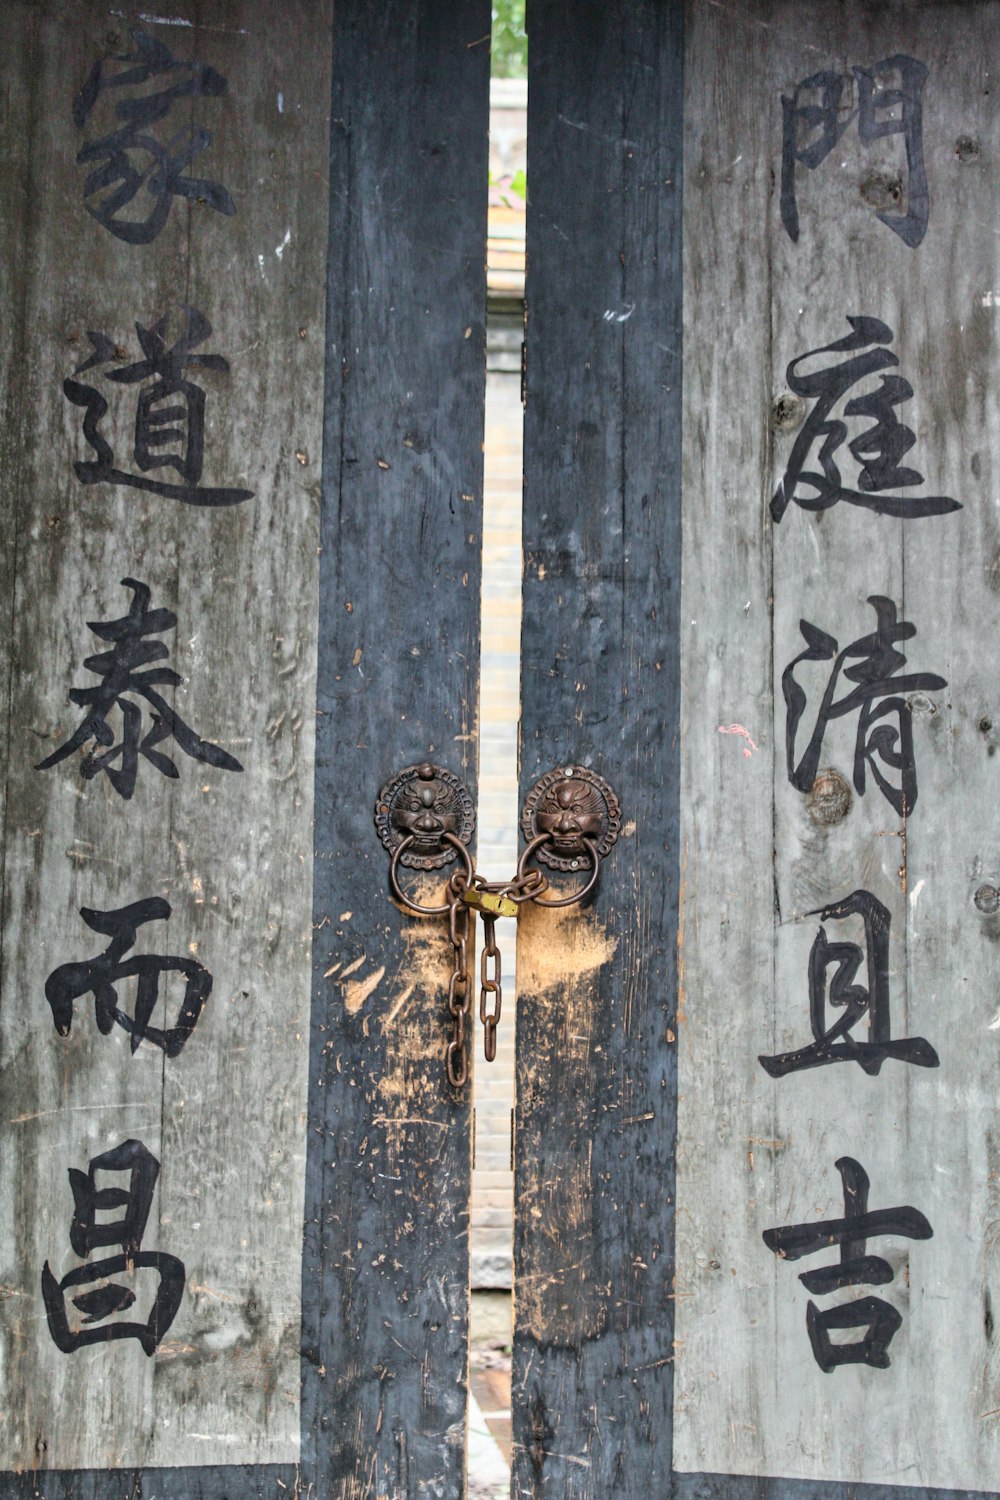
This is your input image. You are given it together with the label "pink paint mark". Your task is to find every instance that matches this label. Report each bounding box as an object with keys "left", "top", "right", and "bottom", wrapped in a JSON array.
[{"left": 718, "top": 722, "right": 758, "bottom": 759}]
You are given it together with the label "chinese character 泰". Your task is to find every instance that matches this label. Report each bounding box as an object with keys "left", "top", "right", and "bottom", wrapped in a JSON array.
[
  {"left": 36, "top": 576, "right": 244, "bottom": 799},
  {"left": 764, "top": 1156, "right": 932, "bottom": 1372},
  {"left": 73, "top": 26, "right": 235, "bottom": 244},
  {"left": 781, "top": 55, "right": 928, "bottom": 247},
  {"left": 41, "top": 1139, "right": 184, "bottom": 1355},
  {"left": 771, "top": 317, "right": 960, "bottom": 523},
  {"left": 64, "top": 305, "right": 254, "bottom": 506},
  {"left": 759, "top": 889, "right": 939, "bottom": 1077},
  {"left": 783, "top": 594, "right": 946, "bottom": 817},
  {"left": 46, "top": 898, "right": 212, "bottom": 1056}
]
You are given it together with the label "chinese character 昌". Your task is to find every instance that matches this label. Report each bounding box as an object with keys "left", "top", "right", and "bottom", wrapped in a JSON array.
[
  {"left": 42, "top": 1139, "right": 184, "bottom": 1355},
  {"left": 35, "top": 576, "right": 244, "bottom": 799}
]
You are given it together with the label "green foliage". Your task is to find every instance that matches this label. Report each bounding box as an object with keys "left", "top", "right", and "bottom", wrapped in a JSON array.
[{"left": 492, "top": 0, "right": 527, "bottom": 78}]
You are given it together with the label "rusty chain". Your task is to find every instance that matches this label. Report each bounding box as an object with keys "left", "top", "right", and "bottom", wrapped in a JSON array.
[{"left": 391, "top": 835, "right": 601, "bottom": 1089}]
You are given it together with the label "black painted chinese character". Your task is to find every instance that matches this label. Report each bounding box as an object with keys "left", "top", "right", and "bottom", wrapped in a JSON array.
[
  {"left": 759, "top": 890, "right": 938, "bottom": 1077},
  {"left": 781, "top": 55, "right": 928, "bottom": 247},
  {"left": 36, "top": 576, "right": 244, "bottom": 799},
  {"left": 74, "top": 26, "right": 235, "bottom": 244},
  {"left": 46, "top": 898, "right": 212, "bottom": 1056},
  {"left": 42, "top": 1139, "right": 184, "bottom": 1356},
  {"left": 64, "top": 306, "right": 253, "bottom": 506},
  {"left": 772, "top": 317, "right": 960, "bottom": 522},
  {"left": 784, "top": 594, "right": 945, "bottom": 817},
  {"left": 764, "top": 1156, "right": 932, "bottom": 1372}
]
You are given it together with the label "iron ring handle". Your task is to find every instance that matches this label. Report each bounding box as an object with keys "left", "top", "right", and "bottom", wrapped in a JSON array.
[
  {"left": 389, "top": 832, "right": 474, "bottom": 916},
  {"left": 516, "top": 833, "right": 601, "bottom": 908}
]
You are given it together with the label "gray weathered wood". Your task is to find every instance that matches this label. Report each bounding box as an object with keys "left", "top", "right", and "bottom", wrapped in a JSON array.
[
  {"left": 514, "top": 2, "right": 684, "bottom": 1494},
  {"left": 674, "top": 2, "right": 1000, "bottom": 1495},
  {"left": 1, "top": 0, "right": 329, "bottom": 1485}
]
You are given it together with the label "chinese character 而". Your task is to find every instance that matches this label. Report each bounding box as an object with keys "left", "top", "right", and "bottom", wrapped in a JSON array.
[{"left": 46, "top": 898, "right": 212, "bottom": 1056}]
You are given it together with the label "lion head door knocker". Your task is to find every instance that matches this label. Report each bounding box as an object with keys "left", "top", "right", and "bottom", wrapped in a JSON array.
[
  {"left": 374, "top": 762, "right": 475, "bottom": 871},
  {"left": 520, "top": 765, "right": 621, "bottom": 873},
  {"left": 375, "top": 759, "right": 621, "bottom": 1088}
]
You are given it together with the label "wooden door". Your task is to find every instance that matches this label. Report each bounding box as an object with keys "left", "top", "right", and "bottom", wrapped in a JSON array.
[
  {"left": 515, "top": 2, "right": 1000, "bottom": 1497},
  {"left": 0, "top": 3, "right": 488, "bottom": 1495}
]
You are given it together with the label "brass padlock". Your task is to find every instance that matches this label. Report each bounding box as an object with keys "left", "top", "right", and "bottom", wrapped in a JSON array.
[{"left": 460, "top": 887, "right": 519, "bottom": 919}]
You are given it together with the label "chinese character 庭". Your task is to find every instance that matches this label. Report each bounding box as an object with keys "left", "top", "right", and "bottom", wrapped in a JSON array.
[{"left": 772, "top": 317, "right": 959, "bottom": 523}]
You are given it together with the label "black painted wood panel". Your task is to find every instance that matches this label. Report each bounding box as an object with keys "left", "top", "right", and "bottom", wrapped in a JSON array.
[
  {"left": 513, "top": 2, "right": 684, "bottom": 1495},
  {"left": 304, "top": 2, "right": 490, "bottom": 1496}
]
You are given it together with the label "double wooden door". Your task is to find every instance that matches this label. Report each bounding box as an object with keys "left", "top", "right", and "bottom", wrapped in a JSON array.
[{"left": 1, "top": 3, "right": 998, "bottom": 1498}]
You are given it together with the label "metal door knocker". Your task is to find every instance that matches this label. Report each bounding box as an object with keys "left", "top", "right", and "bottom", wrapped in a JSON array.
[{"left": 375, "top": 761, "right": 621, "bottom": 1088}]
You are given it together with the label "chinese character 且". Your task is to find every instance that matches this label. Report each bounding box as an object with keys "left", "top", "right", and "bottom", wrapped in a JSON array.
[
  {"left": 46, "top": 898, "right": 212, "bottom": 1057},
  {"left": 781, "top": 55, "right": 928, "bottom": 247},
  {"left": 783, "top": 594, "right": 946, "bottom": 817},
  {"left": 41, "top": 1139, "right": 185, "bottom": 1355},
  {"left": 759, "top": 889, "right": 939, "bottom": 1077},
  {"left": 35, "top": 576, "right": 244, "bottom": 799},
  {"left": 771, "top": 316, "right": 960, "bottom": 523},
  {"left": 64, "top": 305, "right": 253, "bottom": 506},
  {"left": 73, "top": 26, "right": 235, "bottom": 244},
  {"left": 764, "top": 1156, "right": 932, "bottom": 1372}
]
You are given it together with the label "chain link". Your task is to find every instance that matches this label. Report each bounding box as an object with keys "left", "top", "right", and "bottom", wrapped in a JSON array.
[
  {"left": 479, "top": 914, "right": 502, "bottom": 1062},
  {"left": 392, "top": 837, "right": 600, "bottom": 1088},
  {"left": 445, "top": 871, "right": 472, "bottom": 1088}
]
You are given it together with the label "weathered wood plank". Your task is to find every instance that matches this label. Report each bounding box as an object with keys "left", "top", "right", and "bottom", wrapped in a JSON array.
[
  {"left": 513, "top": 2, "right": 684, "bottom": 1495},
  {"left": 0, "top": 0, "right": 329, "bottom": 1488},
  {"left": 674, "top": 2, "right": 1000, "bottom": 1496},
  {"left": 303, "top": 2, "right": 489, "bottom": 1496}
]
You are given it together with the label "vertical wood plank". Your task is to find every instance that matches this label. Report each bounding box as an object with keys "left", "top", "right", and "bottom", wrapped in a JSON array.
[
  {"left": 514, "top": 2, "right": 684, "bottom": 1494},
  {"left": 673, "top": 3, "right": 1000, "bottom": 1497},
  {"left": 0, "top": 1, "right": 325, "bottom": 1492},
  {"left": 304, "top": 3, "right": 490, "bottom": 1496}
]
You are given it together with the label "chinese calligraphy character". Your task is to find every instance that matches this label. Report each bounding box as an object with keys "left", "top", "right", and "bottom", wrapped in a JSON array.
[
  {"left": 64, "top": 306, "right": 254, "bottom": 506},
  {"left": 764, "top": 1156, "right": 932, "bottom": 1372},
  {"left": 46, "top": 898, "right": 212, "bottom": 1056},
  {"left": 784, "top": 594, "right": 946, "bottom": 817},
  {"left": 781, "top": 55, "right": 928, "bottom": 247},
  {"left": 771, "top": 317, "right": 960, "bottom": 522},
  {"left": 73, "top": 26, "right": 235, "bottom": 244},
  {"left": 759, "top": 890, "right": 939, "bottom": 1077},
  {"left": 35, "top": 576, "right": 244, "bottom": 799},
  {"left": 42, "top": 1139, "right": 184, "bottom": 1355}
]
